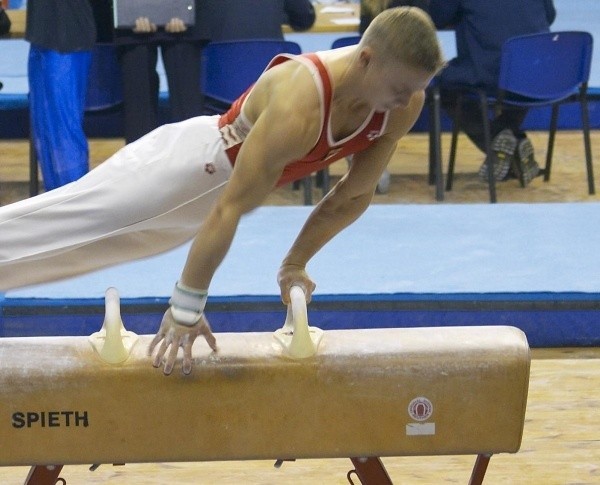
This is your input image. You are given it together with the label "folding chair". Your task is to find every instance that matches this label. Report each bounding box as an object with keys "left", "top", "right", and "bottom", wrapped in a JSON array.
[
  {"left": 201, "top": 39, "right": 301, "bottom": 113},
  {"left": 445, "top": 31, "right": 595, "bottom": 203},
  {"left": 200, "top": 39, "right": 321, "bottom": 204},
  {"left": 84, "top": 45, "right": 123, "bottom": 112},
  {"left": 331, "top": 35, "right": 361, "bottom": 49}
]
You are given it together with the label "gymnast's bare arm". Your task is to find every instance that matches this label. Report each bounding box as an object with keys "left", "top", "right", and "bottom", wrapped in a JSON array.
[
  {"left": 277, "top": 91, "right": 426, "bottom": 303},
  {"left": 148, "top": 61, "right": 322, "bottom": 374}
]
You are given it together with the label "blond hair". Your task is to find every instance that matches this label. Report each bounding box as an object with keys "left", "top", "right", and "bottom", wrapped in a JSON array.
[{"left": 360, "top": 7, "right": 445, "bottom": 74}]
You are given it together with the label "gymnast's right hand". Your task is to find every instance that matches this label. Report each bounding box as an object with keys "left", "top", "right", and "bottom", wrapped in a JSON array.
[{"left": 148, "top": 309, "right": 217, "bottom": 375}]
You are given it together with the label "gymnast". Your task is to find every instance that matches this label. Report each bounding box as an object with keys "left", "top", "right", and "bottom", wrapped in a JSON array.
[{"left": 0, "top": 7, "right": 444, "bottom": 375}]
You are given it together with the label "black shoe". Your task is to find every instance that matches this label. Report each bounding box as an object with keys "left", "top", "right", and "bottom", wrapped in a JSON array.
[
  {"left": 478, "top": 129, "right": 518, "bottom": 182},
  {"left": 517, "top": 137, "right": 540, "bottom": 186}
]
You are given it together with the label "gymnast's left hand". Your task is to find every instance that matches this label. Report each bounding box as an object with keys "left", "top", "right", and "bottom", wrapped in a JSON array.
[{"left": 148, "top": 309, "right": 217, "bottom": 375}]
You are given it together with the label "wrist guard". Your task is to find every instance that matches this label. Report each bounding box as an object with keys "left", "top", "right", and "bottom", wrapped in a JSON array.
[{"left": 169, "top": 281, "right": 208, "bottom": 326}]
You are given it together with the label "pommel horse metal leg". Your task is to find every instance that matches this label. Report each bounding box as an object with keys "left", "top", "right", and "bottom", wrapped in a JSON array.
[
  {"left": 346, "top": 453, "right": 491, "bottom": 485},
  {"left": 25, "top": 464, "right": 64, "bottom": 485},
  {"left": 469, "top": 454, "right": 492, "bottom": 485},
  {"left": 348, "top": 457, "right": 393, "bottom": 484}
]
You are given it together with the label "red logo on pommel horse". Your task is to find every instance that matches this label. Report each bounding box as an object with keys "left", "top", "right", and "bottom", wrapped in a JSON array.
[{"left": 408, "top": 397, "right": 433, "bottom": 421}]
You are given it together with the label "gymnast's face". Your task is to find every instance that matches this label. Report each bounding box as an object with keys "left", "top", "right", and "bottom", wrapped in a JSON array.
[{"left": 362, "top": 51, "right": 433, "bottom": 111}]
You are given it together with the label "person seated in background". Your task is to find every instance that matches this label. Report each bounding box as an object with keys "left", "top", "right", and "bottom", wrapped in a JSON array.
[
  {"left": 205, "top": 0, "right": 315, "bottom": 41},
  {"left": 92, "top": 0, "right": 210, "bottom": 144},
  {"left": 429, "top": 0, "right": 556, "bottom": 185},
  {"left": 94, "top": 0, "right": 314, "bottom": 145}
]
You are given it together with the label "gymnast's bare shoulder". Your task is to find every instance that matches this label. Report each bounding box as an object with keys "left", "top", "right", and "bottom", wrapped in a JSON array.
[{"left": 241, "top": 58, "right": 325, "bottom": 162}]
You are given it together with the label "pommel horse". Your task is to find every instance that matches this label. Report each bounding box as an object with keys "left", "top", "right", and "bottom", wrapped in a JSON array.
[{"left": 0, "top": 287, "right": 531, "bottom": 484}]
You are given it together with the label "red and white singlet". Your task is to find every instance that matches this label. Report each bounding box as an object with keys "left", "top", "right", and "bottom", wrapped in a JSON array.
[{"left": 218, "top": 53, "right": 390, "bottom": 187}]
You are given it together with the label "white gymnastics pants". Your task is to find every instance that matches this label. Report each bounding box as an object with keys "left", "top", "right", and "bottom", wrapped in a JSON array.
[{"left": 0, "top": 116, "right": 232, "bottom": 291}]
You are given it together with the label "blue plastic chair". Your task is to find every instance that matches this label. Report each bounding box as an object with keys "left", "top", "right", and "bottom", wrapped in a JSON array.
[
  {"left": 84, "top": 45, "right": 123, "bottom": 112},
  {"left": 201, "top": 39, "right": 301, "bottom": 113},
  {"left": 331, "top": 35, "right": 361, "bottom": 49},
  {"left": 446, "top": 31, "right": 595, "bottom": 202}
]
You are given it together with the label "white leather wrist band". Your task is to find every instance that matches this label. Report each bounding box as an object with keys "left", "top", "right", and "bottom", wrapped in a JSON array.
[{"left": 169, "top": 281, "right": 208, "bottom": 327}]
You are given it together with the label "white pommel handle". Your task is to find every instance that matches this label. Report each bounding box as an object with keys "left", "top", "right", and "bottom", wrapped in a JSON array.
[
  {"left": 273, "top": 285, "right": 323, "bottom": 359},
  {"left": 89, "top": 287, "right": 138, "bottom": 364}
]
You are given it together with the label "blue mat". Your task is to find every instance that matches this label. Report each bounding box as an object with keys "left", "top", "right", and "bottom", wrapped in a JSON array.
[{"left": 2, "top": 203, "right": 600, "bottom": 347}]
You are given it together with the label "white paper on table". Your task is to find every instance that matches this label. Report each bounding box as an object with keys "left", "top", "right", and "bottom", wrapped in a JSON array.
[
  {"left": 321, "top": 6, "right": 355, "bottom": 14},
  {"left": 331, "top": 18, "right": 360, "bottom": 25}
]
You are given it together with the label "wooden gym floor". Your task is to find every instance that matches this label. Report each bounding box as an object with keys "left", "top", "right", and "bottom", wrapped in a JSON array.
[
  {"left": 0, "top": 132, "right": 599, "bottom": 483},
  {"left": 1, "top": 131, "right": 600, "bottom": 206}
]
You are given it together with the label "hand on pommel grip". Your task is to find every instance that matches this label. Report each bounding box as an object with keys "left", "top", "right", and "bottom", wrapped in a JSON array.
[
  {"left": 148, "top": 282, "right": 217, "bottom": 375},
  {"left": 277, "top": 263, "right": 316, "bottom": 305}
]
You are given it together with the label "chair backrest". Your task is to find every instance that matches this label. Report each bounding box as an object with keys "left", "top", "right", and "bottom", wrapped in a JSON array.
[
  {"left": 85, "top": 45, "right": 123, "bottom": 112},
  {"left": 331, "top": 36, "right": 361, "bottom": 49},
  {"left": 499, "top": 31, "right": 593, "bottom": 102},
  {"left": 201, "top": 39, "right": 302, "bottom": 105}
]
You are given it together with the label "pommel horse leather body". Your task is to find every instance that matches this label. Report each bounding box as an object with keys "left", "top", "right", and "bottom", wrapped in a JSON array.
[{"left": 0, "top": 326, "right": 530, "bottom": 483}]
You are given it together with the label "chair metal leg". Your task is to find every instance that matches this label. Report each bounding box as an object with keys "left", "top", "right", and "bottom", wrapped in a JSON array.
[
  {"left": 446, "top": 94, "right": 462, "bottom": 192},
  {"left": 320, "top": 169, "right": 330, "bottom": 197},
  {"left": 580, "top": 86, "right": 595, "bottom": 194},
  {"left": 544, "top": 104, "right": 559, "bottom": 182},
  {"left": 302, "top": 176, "right": 313, "bottom": 205},
  {"left": 429, "top": 85, "right": 444, "bottom": 201},
  {"left": 427, "top": 87, "right": 436, "bottom": 186},
  {"left": 479, "top": 90, "right": 496, "bottom": 203}
]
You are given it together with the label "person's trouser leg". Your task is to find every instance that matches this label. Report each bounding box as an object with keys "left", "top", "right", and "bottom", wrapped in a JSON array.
[
  {"left": 28, "top": 45, "right": 91, "bottom": 191},
  {"left": 441, "top": 90, "right": 529, "bottom": 153},
  {"left": 161, "top": 41, "right": 204, "bottom": 121},
  {"left": 117, "top": 43, "right": 160, "bottom": 144}
]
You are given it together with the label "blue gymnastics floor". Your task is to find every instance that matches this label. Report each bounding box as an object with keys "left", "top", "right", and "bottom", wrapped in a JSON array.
[{"left": 1, "top": 203, "right": 599, "bottom": 347}]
